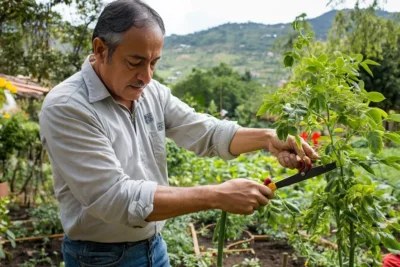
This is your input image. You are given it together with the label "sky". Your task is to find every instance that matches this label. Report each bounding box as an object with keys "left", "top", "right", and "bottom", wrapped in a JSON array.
[{"left": 142, "top": 0, "right": 400, "bottom": 36}]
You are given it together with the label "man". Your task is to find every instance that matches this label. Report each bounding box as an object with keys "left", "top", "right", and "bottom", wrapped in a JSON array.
[{"left": 39, "top": 0, "right": 319, "bottom": 266}]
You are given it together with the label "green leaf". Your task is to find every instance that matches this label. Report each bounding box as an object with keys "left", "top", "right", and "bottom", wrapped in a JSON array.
[
  {"left": 284, "top": 55, "right": 294, "bottom": 67},
  {"left": 257, "top": 102, "right": 272, "bottom": 116},
  {"left": 367, "top": 108, "right": 382, "bottom": 125},
  {"left": 363, "top": 59, "right": 380, "bottom": 66},
  {"left": 318, "top": 94, "right": 326, "bottom": 111},
  {"left": 384, "top": 132, "right": 400, "bottom": 145},
  {"left": 334, "top": 128, "right": 344, "bottom": 133},
  {"left": 372, "top": 232, "right": 381, "bottom": 245},
  {"left": 358, "top": 80, "right": 365, "bottom": 90},
  {"left": 292, "top": 51, "right": 301, "bottom": 60},
  {"left": 335, "top": 57, "right": 345, "bottom": 68},
  {"left": 309, "top": 98, "right": 319, "bottom": 112},
  {"left": 317, "top": 54, "right": 328, "bottom": 63},
  {"left": 381, "top": 232, "right": 400, "bottom": 250},
  {"left": 355, "top": 54, "right": 363, "bottom": 62},
  {"left": 6, "top": 229, "right": 15, "bottom": 240},
  {"left": 367, "top": 92, "right": 386, "bottom": 103},
  {"left": 295, "top": 135, "right": 302, "bottom": 149},
  {"left": 294, "top": 107, "right": 308, "bottom": 116},
  {"left": 343, "top": 210, "right": 359, "bottom": 223},
  {"left": 306, "top": 66, "right": 318, "bottom": 73},
  {"left": 277, "top": 125, "right": 288, "bottom": 141},
  {"left": 367, "top": 131, "right": 383, "bottom": 154},
  {"left": 392, "top": 223, "right": 400, "bottom": 231},
  {"left": 270, "top": 205, "right": 281, "bottom": 213},
  {"left": 270, "top": 199, "right": 282, "bottom": 206},
  {"left": 288, "top": 126, "right": 298, "bottom": 136},
  {"left": 373, "top": 108, "right": 388, "bottom": 118},
  {"left": 361, "top": 62, "right": 373, "bottom": 77},
  {"left": 359, "top": 162, "right": 375, "bottom": 175},
  {"left": 385, "top": 156, "right": 400, "bottom": 163},
  {"left": 386, "top": 114, "right": 400, "bottom": 122},
  {"left": 263, "top": 94, "right": 274, "bottom": 101},
  {"left": 325, "top": 177, "right": 336, "bottom": 192},
  {"left": 284, "top": 201, "right": 301, "bottom": 213}
]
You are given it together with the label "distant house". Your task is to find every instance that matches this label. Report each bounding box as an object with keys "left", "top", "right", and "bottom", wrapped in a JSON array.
[
  {"left": 0, "top": 74, "right": 49, "bottom": 98},
  {"left": 0, "top": 73, "right": 50, "bottom": 113},
  {"left": 251, "top": 72, "right": 261, "bottom": 79},
  {"left": 167, "top": 76, "right": 178, "bottom": 81},
  {"left": 179, "top": 44, "right": 191, "bottom": 49}
]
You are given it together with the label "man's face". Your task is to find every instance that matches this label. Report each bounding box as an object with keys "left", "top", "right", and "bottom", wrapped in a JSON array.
[{"left": 94, "top": 25, "right": 163, "bottom": 103}]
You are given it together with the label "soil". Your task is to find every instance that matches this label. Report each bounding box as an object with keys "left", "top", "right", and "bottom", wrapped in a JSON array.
[
  {"left": 8, "top": 205, "right": 31, "bottom": 221},
  {"left": 2, "top": 238, "right": 64, "bottom": 267},
  {"left": 197, "top": 234, "right": 305, "bottom": 267}
]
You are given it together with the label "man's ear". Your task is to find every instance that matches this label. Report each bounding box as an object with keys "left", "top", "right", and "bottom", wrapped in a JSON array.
[{"left": 93, "top": 37, "right": 109, "bottom": 64}]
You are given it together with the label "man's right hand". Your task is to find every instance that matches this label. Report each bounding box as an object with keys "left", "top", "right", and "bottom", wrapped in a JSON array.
[{"left": 212, "top": 178, "right": 274, "bottom": 215}]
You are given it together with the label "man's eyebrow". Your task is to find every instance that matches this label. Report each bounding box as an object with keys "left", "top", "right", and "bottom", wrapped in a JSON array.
[{"left": 127, "top": 55, "right": 161, "bottom": 61}]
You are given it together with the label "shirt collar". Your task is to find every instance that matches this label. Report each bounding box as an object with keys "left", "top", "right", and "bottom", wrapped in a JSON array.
[
  {"left": 82, "top": 55, "right": 146, "bottom": 104},
  {"left": 82, "top": 55, "right": 112, "bottom": 104}
]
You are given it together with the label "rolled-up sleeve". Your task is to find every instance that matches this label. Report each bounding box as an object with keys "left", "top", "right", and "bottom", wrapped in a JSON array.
[
  {"left": 39, "top": 104, "right": 156, "bottom": 228},
  {"left": 159, "top": 84, "right": 241, "bottom": 160}
]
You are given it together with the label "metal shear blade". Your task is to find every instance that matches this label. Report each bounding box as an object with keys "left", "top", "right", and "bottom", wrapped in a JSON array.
[{"left": 265, "top": 162, "right": 337, "bottom": 190}]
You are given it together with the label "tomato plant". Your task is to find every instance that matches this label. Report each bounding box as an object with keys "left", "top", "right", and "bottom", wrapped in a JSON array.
[{"left": 257, "top": 14, "right": 400, "bottom": 267}]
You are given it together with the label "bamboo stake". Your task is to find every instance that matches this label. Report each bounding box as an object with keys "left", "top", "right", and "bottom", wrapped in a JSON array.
[
  {"left": 204, "top": 248, "right": 256, "bottom": 256},
  {"left": 1, "top": 233, "right": 64, "bottom": 244},
  {"left": 226, "top": 230, "right": 254, "bottom": 249},
  {"left": 299, "top": 231, "right": 337, "bottom": 249},
  {"left": 189, "top": 223, "right": 200, "bottom": 257}
]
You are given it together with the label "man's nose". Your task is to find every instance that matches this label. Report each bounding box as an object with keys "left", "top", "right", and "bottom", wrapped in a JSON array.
[{"left": 137, "top": 65, "right": 153, "bottom": 85}]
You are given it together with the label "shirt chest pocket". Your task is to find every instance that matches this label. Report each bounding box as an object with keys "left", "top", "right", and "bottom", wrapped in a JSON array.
[{"left": 148, "top": 130, "right": 166, "bottom": 164}]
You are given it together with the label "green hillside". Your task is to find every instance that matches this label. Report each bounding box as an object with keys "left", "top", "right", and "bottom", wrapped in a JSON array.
[{"left": 158, "top": 9, "right": 395, "bottom": 87}]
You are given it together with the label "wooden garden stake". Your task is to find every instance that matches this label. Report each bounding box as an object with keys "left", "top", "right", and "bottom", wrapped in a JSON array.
[
  {"left": 282, "top": 252, "right": 288, "bottom": 267},
  {"left": 189, "top": 223, "right": 200, "bottom": 257}
]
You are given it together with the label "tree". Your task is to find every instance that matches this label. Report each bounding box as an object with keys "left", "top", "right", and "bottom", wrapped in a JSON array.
[
  {"left": 172, "top": 63, "right": 266, "bottom": 118},
  {"left": 0, "top": 0, "right": 103, "bottom": 86},
  {"left": 327, "top": 4, "right": 400, "bottom": 111}
]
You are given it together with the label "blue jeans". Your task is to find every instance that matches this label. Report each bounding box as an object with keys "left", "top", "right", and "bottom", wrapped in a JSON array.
[{"left": 62, "top": 233, "right": 170, "bottom": 267}]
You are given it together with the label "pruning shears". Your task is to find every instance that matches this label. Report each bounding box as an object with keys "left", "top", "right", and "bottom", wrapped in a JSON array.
[{"left": 264, "top": 162, "right": 337, "bottom": 191}]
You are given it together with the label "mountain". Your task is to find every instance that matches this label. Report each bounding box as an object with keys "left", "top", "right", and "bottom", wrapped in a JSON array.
[{"left": 157, "top": 9, "right": 397, "bottom": 86}]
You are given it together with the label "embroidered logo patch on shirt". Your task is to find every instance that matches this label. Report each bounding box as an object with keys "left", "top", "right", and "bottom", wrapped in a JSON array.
[
  {"left": 157, "top": 121, "right": 164, "bottom": 131},
  {"left": 144, "top": 113, "right": 154, "bottom": 124}
]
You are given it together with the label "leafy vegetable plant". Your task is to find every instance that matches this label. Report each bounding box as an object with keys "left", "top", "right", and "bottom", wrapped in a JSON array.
[{"left": 256, "top": 14, "right": 400, "bottom": 267}]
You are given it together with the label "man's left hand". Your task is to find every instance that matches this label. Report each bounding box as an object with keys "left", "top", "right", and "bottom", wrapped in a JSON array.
[{"left": 265, "top": 130, "right": 319, "bottom": 169}]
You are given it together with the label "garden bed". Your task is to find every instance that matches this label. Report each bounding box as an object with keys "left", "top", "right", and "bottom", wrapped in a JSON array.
[
  {"left": 197, "top": 235, "right": 304, "bottom": 267},
  {"left": 192, "top": 223, "right": 305, "bottom": 267},
  {"left": 2, "top": 234, "right": 304, "bottom": 267},
  {"left": 2, "top": 237, "right": 64, "bottom": 267}
]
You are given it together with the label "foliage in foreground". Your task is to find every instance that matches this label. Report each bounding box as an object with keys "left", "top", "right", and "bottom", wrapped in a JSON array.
[{"left": 257, "top": 14, "right": 400, "bottom": 267}]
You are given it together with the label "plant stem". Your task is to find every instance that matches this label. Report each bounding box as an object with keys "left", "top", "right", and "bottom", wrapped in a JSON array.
[
  {"left": 349, "top": 222, "right": 356, "bottom": 267},
  {"left": 335, "top": 210, "right": 344, "bottom": 267},
  {"left": 326, "top": 105, "right": 345, "bottom": 267},
  {"left": 217, "top": 211, "right": 227, "bottom": 267}
]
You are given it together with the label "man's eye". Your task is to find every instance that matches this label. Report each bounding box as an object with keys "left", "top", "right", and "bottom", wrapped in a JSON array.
[{"left": 127, "top": 61, "right": 141, "bottom": 67}]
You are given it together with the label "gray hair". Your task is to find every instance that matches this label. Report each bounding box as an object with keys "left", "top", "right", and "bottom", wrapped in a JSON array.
[{"left": 92, "top": 0, "right": 165, "bottom": 62}]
